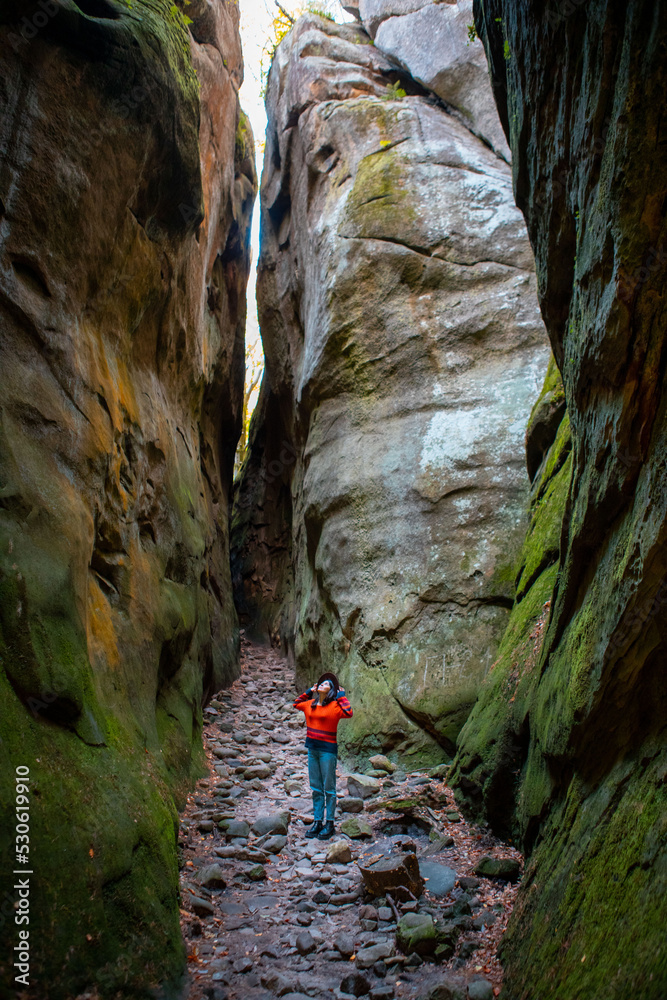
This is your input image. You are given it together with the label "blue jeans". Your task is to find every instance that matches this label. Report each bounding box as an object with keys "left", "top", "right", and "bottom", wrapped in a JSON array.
[{"left": 308, "top": 748, "right": 337, "bottom": 822}]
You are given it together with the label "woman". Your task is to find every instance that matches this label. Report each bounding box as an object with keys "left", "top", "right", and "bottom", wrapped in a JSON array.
[{"left": 293, "top": 672, "right": 353, "bottom": 840}]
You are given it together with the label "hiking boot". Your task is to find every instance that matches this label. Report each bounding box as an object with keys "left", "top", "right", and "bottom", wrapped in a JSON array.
[
  {"left": 305, "top": 820, "right": 324, "bottom": 838},
  {"left": 316, "top": 821, "right": 335, "bottom": 840}
]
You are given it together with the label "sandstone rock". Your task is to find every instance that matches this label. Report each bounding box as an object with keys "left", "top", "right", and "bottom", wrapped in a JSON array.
[
  {"left": 231, "top": 13, "right": 548, "bottom": 765},
  {"left": 326, "top": 841, "right": 353, "bottom": 864},
  {"left": 340, "top": 817, "right": 373, "bottom": 839},
  {"left": 369, "top": 755, "right": 395, "bottom": 773},
  {"left": 252, "top": 812, "right": 290, "bottom": 836},
  {"left": 340, "top": 797, "right": 365, "bottom": 814},
  {"left": 222, "top": 819, "right": 251, "bottom": 839},
  {"left": 347, "top": 775, "right": 381, "bottom": 800},
  {"left": 450, "top": 4, "right": 667, "bottom": 996},
  {"left": 359, "top": 0, "right": 510, "bottom": 161},
  {"left": 0, "top": 1, "right": 256, "bottom": 992},
  {"left": 355, "top": 942, "right": 393, "bottom": 969},
  {"left": 263, "top": 835, "right": 288, "bottom": 855}
]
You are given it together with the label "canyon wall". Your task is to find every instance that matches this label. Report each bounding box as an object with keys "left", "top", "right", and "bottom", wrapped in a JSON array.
[
  {"left": 450, "top": 1, "right": 667, "bottom": 996},
  {"left": 0, "top": 1, "right": 255, "bottom": 995},
  {"left": 231, "top": 8, "right": 549, "bottom": 767}
]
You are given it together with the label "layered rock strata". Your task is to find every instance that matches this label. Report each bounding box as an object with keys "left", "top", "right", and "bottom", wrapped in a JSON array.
[
  {"left": 232, "top": 14, "right": 548, "bottom": 766},
  {"left": 451, "top": 1, "right": 667, "bottom": 996},
  {"left": 0, "top": 1, "right": 255, "bottom": 995}
]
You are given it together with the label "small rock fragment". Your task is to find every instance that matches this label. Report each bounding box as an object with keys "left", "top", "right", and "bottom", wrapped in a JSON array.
[
  {"left": 263, "top": 834, "right": 287, "bottom": 854},
  {"left": 189, "top": 895, "right": 215, "bottom": 917},
  {"left": 334, "top": 932, "right": 355, "bottom": 957},
  {"left": 296, "top": 931, "right": 316, "bottom": 956},
  {"left": 197, "top": 864, "right": 226, "bottom": 890},
  {"left": 341, "top": 971, "right": 372, "bottom": 996}
]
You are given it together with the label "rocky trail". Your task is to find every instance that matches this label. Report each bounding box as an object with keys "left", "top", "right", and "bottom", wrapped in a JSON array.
[{"left": 178, "top": 639, "right": 523, "bottom": 1000}]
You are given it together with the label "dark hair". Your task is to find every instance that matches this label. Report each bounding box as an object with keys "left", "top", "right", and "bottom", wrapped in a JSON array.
[{"left": 311, "top": 680, "right": 336, "bottom": 709}]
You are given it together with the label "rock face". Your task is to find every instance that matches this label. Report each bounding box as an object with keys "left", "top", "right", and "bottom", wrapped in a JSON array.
[
  {"left": 232, "top": 15, "right": 548, "bottom": 765},
  {"left": 0, "top": 1, "right": 255, "bottom": 995},
  {"left": 357, "top": 0, "right": 511, "bottom": 162},
  {"left": 450, "top": 1, "right": 667, "bottom": 996}
]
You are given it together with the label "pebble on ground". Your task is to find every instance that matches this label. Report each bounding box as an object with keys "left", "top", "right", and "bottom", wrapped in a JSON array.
[{"left": 178, "top": 637, "right": 523, "bottom": 1000}]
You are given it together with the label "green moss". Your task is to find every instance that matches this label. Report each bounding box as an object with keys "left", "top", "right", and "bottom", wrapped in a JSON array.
[
  {"left": 501, "top": 751, "right": 667, "bottom": 999},
  {"left": 515, "top": 449, "right": 572, "bottom": 600}
]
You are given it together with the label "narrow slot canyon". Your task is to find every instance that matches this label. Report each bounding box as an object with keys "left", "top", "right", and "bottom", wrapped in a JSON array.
[{"left": 0, "top": 2, "right": 665, "bottom": 1000}]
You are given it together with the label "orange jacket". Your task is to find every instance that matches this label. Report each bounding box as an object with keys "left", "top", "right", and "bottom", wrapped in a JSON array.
[{"left": 293, "top": 689, "right": 353, "bottom": 754}]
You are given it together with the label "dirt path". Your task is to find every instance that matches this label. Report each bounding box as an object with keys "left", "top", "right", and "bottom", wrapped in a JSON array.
[{"left": 178, "top": 638, "right": 522, "bottom": 1000}]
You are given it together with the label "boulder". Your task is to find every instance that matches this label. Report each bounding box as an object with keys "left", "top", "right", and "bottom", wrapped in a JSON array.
[
  {"left": 243, "top": 764, "right": 272, "bottom": 780},
  {"left": 296, "top": 931, "right": 316, "bottom": 956},
  {"left": 335, "top": 932, "right": 356, "bottom": 957},
  {"left": 189, "top": 896, "right": 215, "bottom": 918},
  {"left": 247, "top": 865, "right": 267, "bottom": 882},
  {"left": 341, "top": 972, "right": 372, "bottom": 997},
  {"left": 340, "top": 797, "right": 365, "bottom": 814},
  {"left": 418, "top": 976, "right": 467, "bottom": 1000},
  {"left": 467, "top": 980, "right": 494, "bottom": 1000}
]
